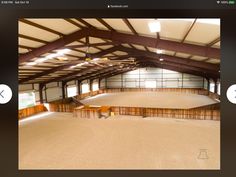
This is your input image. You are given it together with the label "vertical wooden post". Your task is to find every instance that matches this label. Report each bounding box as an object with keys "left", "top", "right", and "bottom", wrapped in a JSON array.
[
  {"left": 89, "top": 79, "right": 93, "bottom": 92},
  {"left": 161, "top": 68, "right": 164, "bottom": 88},
  {"left": 121, "top": 73, "right": 123, "bottom": 91},
  {"left": 62, "top": 81, "right": 66, "bottom": 99},
  {"left": 214, "top": 79, "right": 218, "bottom": 94},
  {"left": 207, "top": 78, "right": 210, "bottom": 91},
  {"left": 39, "top": 83, "right": 44, "bottom": 104},
  {"left": 77, "top": 80, "right": 81, "bottom": 95},
  {"left": 105, "top": 78, "right": 107, "bottom": 89},
  {"left": 44, "top": 85, "right": 48, "bottom": 102},
  {"left": 202, "top": 78, "right": 205, "bottom": 89},
  {"left": 98, "top": 78, "right": 101, "bottom": 89},
  {"left": 139, "top": 69, "right": 140, "bottom": 88}
]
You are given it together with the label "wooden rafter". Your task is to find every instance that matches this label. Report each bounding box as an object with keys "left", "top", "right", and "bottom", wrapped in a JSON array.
[
  {"left": 19, "top": 19, "right": 63, "bottom": 36},
  {"left": 96, "top": 18, "right": 114, "bottom": 31},
  {"left": 173, "top": 19, "right": 197, "bottom": 56},
  {"left": 137, "top": 57, "right": 219, "bottom": 78},
  {"left": 19, "top": 34, "right": 48, "bottom": 44},
  {"left": 118, "top": 46, "right": 219, "bottom": 71},
  {"left": 19, "top": 28, "right": 88, "bottom": 63},
  {"left": 19, "top": 46, "right": 120, "bottom": 84}
]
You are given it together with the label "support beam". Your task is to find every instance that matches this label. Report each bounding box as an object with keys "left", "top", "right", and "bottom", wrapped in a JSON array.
[
  {"left": 122, "top": 19, "right": 138, "bottom": 35},
  {"left": 88, "top": 28, "right": 220, "bottom": 59},
  {"left": 65, "top": 42, "right": 119, "bottom": 49},
  {"left": 77, "top": 81, "right": 81, "bottom": 95},
  {"left": 19, "top": 28, "right": 88, "bottom": 63},
  {"left": 62, "top": 81, "right": 66, "bottom": 99},
  {"left": 44, "top": 85, "right": 48, "bottom": 103},
  {"left": 98, "top": 78, "right": 101, "bottom": 89},
  {"left": 96, "top": 18, "right": 115, "bottom": 31},
  {"left": 119, "top": 46, "right": 219, "bottom": 72},
  {"left": 19, "top": 19, "right": 64, "bottom": 36},
  {"left": 149, "top": 62, "right": 215, "bottom": 79},
  {"left": 207, "top": 37, "right": 220, "bottom": 47},
  {"left": 207, "top": 79, "right": 210, "bottom": 91},
  {"left": 105, "top": 78, "right": 107, "bottom": 89},
  {"left": 89, "top": 79, "right": 93, "bottom": 92},
  {"left": 19, "top": 64, "right": 74, "bottom": 84},
  {"left": 20, "top": 46, "right": 119, "bottom": 84},
  {"left": 19, "top": 34, "right": 48, "bottom": 44},
  {"left": 39, "top": 83, "right": 44, "bottom": 104},
  {"left": 214, "top": 79, "right": 218, "bottom": 94},
  {"left": 121, "top": 73, "right": 124, "bottom": 89},
  {"left": 63, "top": 19, "right": 84, "bottom": 28},
  {"left": 45, "top": 65, "right": 104, "bottom": 84},
  {"left": 173, "top": 19, "right": 197, "bottom": 56},
  {"left": 138, "top": 57, "right": 219, "bottom": 78},
  {"left": 19, "top": 27, "right": 220, "bottom": 64}
]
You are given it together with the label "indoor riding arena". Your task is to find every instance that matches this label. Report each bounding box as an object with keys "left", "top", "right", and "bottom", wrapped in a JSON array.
[{"left": 18, "top": 18, "right": 220, "bottom": 169}]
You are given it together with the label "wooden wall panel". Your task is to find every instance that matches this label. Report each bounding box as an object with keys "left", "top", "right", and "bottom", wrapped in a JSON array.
[
  {"left": 18, "top": 104, "right": 47, "bottom": 120},
  {"left": 110, "top": 103, "right": 220, "bottom": 121}
]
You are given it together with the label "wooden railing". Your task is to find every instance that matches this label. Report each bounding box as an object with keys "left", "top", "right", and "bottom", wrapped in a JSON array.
[
  {"left": 74, "top": 88, "right": 215, "bottom": 101},
  {"left": 48, "top": 97, "right": 83, "bottom": 112},
  {"left": 110, "top": 103, "right": 220, "bottom": 121},
  {"left": 47, "top": 88, "right": 220, "bottom": 121},
  {"left": 18, "top": 104, "right": 47, "bottom": 120}
]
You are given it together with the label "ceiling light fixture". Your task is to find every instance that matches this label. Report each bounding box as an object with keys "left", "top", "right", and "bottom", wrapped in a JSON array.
[{"left": 148, "top": 20, "right": 161, "bottom": 33}]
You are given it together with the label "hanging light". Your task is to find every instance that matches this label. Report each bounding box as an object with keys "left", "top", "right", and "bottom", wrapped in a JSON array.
[{"left": 148, "top": 20, "right": 161, "bottom": 33}]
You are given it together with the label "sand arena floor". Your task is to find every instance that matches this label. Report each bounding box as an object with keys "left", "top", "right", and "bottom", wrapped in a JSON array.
[
  {"left": 19, "top": 112, "right": 220, "bottom": 169},
  {"left": 80, "top": 92, "right": 217, "bottom": 109}
]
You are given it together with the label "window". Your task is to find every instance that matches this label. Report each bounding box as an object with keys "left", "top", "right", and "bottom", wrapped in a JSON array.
[
  {"left": 82, "top": 83, "right": 90, "bottom": 93},
  {"left": 210, "top": 82, "right": 215, "bottom": 93},
  {"left": 19, "top": 92, "right": 36, "bottom": 109},
  {"left": 92, "top": 83, "right": 99, "bottom": 91},
  {"left": 145, "top": 80, "right": 156, "bottom": 88},
  {"left": 217, "top": 83, "right": 221, "bottom": 95},
  {"left": 67, "top": 86, "right": 77, "bottom": 97}
]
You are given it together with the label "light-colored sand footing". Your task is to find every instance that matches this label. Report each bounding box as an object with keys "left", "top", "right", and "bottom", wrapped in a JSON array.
[
  {"left": 19, "top": 112, "right": 220, "bottom": 169},
  {"left": 80, "top": 92, "right": 217, "bottom": 109}
]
